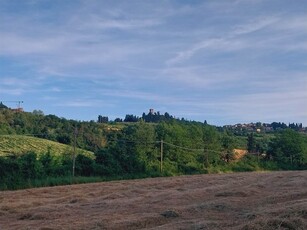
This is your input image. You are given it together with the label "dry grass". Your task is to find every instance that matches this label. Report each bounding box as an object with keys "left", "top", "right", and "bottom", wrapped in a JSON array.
[{"left": 0, "top": 171, "right": 306, "bottom": 229}]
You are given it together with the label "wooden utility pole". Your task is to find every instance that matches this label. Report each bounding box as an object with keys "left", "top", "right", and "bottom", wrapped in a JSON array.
[
  {"left": 204, "top": 147, "right": 209, "bottom": 168},
  {"left": 160, "top": 140, "right": 163, "bottom": 173},
  {"left": 72, "top": 127, "right": 78, "bottom": 177}
]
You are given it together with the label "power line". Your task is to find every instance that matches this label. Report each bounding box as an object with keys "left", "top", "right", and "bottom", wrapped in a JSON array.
[
  {"left": 0, "top": 134, "right": 224, "bottom": 154},
  {"left": 162, "top": 141, "right": 203, "bottom": 151}
]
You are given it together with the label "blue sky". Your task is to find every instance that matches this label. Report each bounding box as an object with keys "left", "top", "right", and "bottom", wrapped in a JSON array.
[{"left": 0, "top": 0, "right": 306, "bottom": 126}]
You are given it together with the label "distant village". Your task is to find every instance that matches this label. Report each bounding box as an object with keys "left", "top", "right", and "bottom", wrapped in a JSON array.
[{"left": 224, "top": 122, "right": 306, "bottom": 134}]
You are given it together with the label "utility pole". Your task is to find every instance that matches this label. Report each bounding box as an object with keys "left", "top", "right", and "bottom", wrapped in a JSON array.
[
  {"left": 0, "top": 101, "right": 24, "bottom": 111},
  {"left": 17, "top": 101, "right": 23, "bottom": 110},
  {"left": 160, "top": 140, "right": 163, "bottom": 173},
  {"left": 72, "top": 127, "right": 78, "bottom": 177},
  {"left": 204, "top": 147, "right": 209, "bottom": 168}
]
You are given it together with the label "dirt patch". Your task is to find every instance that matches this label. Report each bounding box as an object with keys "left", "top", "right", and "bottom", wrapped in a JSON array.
[
  {"left": 241, "top": 217, "right": 306, "bottom": 230},
  {"left": 18, "top": 213, "right": 46, "bottom": 220},
  {"left": 215, "top": 191, "right": 248, "bottom": 197},
  {"left": 233, "top": 149, "right": 248, "bottom": 160},
  {"left": 161, "top": 210, "right": 180, "bottom": 218},
  {"left": 0, "top": 171, "right": 306, "bottom": 229}
]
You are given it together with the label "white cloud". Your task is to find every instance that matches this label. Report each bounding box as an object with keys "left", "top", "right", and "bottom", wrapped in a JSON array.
[
  {"left": 275, "top": 15, "right": 307, "bottom": 32},
  {"left": 232, "top": 16, "right": 279, "bottom": 35},
  {"left": 0, "top": 88, "right": 24, "bottom": 96},
  {"left": 166, "top": 15, "right": 282, "bottom": 66},
  {"left": 83, "top": 17, "right": 161, "bottom": 30},
  {"left": 0, "top": 0, "right": 306, "bottom": 125},
  {"left": 56, "top": 101, "right": 95, "bottom": 107}
]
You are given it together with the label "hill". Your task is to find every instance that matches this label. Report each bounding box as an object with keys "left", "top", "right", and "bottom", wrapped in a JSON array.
[
  {"left": 0, "top": 171, "right": 306, "bottom": 229},
  {"left": 0, "top": 135, "right": 94, "bottom": 158},
  {"left": 0, "top": 109, "right": 306, "bottom": 190}
]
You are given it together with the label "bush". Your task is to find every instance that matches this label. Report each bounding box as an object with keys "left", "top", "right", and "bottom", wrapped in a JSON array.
[{"left": 75, "top": 154, "right": 95, "bottom": 176}]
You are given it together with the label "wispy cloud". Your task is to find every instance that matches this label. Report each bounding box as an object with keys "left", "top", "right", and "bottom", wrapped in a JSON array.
[
  {"left": 232, "top": 16, "right": 279, "bottom": 35},
  {"left": 82, "top": 16, "right": 161, "bottom": 30},
  {"left": 166, "top": 16, "right": 280, "bottom": 65},
  {"left": 0, "top": 88, "right": 24, "bottom": 96},
  {"left": 0, "top": 0, "right": 306, "bottom": 125},
  {"left": 56, "top": 101, "right": 95, "bottom": 108},
  {"left": 0, "top": 77, "right": 42, "bottom": 94}
]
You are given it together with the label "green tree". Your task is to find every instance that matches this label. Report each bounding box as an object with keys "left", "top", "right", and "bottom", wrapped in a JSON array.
[
  {"left": 155, "top": 121, "right": 204, "bottom": 174},
  {"left": 221, "top": 132, "right": 236, "bottom": 162},
  {"left": 39, "top": 148, "right": 55, "bottom": 176},
  {"left": 75, "top": 154, "right": 95, "bottom": 176},
  {"left": 98, "top": 115, "right": 108, "bottom": 123},
  {"left": 202, "top": 125, "right": 221, "bottom": 167},
  {"left": 19, "top": 152, "right": 42, "bottom": 179},
  {"left": 95, "top": 148, "right": 121, "bottom": 176},
  {"left": 268, "top": 129, "right": 307, "bottom": 168},
  {"left": 0, "top": 156, "right": 21, "bottom": 189},
  {"left": 247, "top": 133, "right": 256, "bottom": 153},
  {"left": 133, "top": 121, "right": 157, "bottom": 173}
]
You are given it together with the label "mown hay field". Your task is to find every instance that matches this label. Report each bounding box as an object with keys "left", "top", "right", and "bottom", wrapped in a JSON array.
[{"left": 0, "top": 171, "right": 306, "bottom": 229}]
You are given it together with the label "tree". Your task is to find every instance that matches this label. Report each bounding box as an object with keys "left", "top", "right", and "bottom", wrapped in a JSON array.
[
  {"left": 124, "top": 114, "right": 139, "bottom": 122},
  {"left": 98, "top": 115, "right": 108, "bottom": 123},
  {"left": 247, "top": 133, "right": 256, "bottom": 153},
  {"left": 40, "top": 148, "right": 55, "bottom": 176},
  {"left": 95, "top": 149, "right": 121, "bottom": 176},
  {"left": 33, "top": 110, "right": 44, "bottom": 116},
  {"left": 114, "top": 118, "right": 122, "bottom": 122},
  {"left": 202, "top": 125, "right": 221, "bottom": 167},
  {"left": 221, "top": 132, "right": 236, "bottom": 162},
  {"left": 19, "top": 152, "right": 42, "bottom": 179},
  {"left": 0, "top": 102, "right": 8, "bottom": 109},
  {"left": 133, "top": 121, "right": 157, "bottom": 173},
  {"left": 75, "top": 154, "right": 95, "bottom": 176},
  {"left": 268, "top": 129, "right": 307, "bottom": 168},
  {"left": 57, "top": 134, "right": 71, "bottom": 144},
  {"left": 164, "top": 112, "right": 171, "bottom": 120}
]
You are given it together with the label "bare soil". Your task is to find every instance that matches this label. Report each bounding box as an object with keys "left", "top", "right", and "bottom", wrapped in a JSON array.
[{"left": 1, "top": 171, "right": 306, "bottom": 230}]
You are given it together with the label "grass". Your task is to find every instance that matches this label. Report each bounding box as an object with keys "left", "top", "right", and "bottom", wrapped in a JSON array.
[
  {"left": 0, "top": 176, "right": 105, "bottom": 191},
  {"left": 0, "top": 135, "right": 94, "bottom": 158},
  {"left": 1, "top": 171, "right": 306, "bottom": 229}
]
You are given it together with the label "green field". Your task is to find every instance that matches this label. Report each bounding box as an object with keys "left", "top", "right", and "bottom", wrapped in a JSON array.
[{"left": 0, "top": 135, "right": 94, "bottom": 158}]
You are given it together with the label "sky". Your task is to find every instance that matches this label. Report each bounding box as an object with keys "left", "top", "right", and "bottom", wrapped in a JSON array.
[{"left": 0, "top": 0, "right": 306, "bottom": 126}]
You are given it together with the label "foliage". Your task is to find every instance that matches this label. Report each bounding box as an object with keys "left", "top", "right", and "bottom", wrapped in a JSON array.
[
  {"left": 247, "top": 133, "right": 256, "bottom": 153},
  {"left": 0, "top": 108, "right": 306, "bottom": 191},
  {"left": 98, "top": 115, "right": 109, "bottom": 123},
  {"left": 0, "top": 102, "right": 8, "bottom": 109},
  {"left": 267, "top": 129, "right": 307, "bottom": 168},
  {"left": 202, "top": 125, "right": 223, "bottom": 167},
  {"left": 0, "top": 109, "right": 107, "bottom": 153},
  {"left": 142, "top": 111, "right": 175, "bottom": 123}
]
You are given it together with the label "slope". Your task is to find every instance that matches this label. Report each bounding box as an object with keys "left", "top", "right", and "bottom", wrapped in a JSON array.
[{"left": 0, "top": 135, "right": 94, "bottom": 158}]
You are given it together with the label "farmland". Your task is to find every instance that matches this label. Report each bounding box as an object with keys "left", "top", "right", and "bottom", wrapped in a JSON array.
[
  {"left": 0, "top": 171, "right": 306, "bottom": 229},
  {"left": 0, "top": 135, "right": 94, "bottom": 158}
]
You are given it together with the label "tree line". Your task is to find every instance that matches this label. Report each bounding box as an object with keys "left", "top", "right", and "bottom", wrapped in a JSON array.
[
  {"left": 0, "top": 108, "right": 306, "bottom": 190},
  {"left": 98, "top": 110, "right": 189, "bottom": 124}
]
